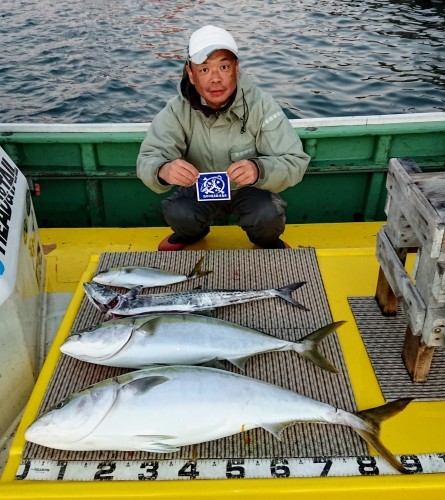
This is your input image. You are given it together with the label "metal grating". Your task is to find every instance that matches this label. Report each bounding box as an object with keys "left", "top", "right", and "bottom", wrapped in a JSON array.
[
  {"left": 24, "top": 249, "right": 366, "bottom": 461},
  {"left": 349, "top": 296, "right": 445, "bottom": 401}
]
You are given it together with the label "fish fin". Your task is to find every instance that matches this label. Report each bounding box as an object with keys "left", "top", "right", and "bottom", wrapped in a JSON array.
[
  {"left": 276, "top": 282, "right": 309, "bottom": 311},
  {"left": 126, "top": 286, "right": 143, "bottom": 299},
  {"left": 260, "top": 421, "right": 293, "bottom": 440},
  {"left": 191, "top": 310, "right": 214, "bottom": 316},
  {"left": 227, "top": 356, "right": 250, "bottom": 371},
  {"left": 296, "top": 321, "right": 346, "bottom": 373},
  {"left": 188, "top": 257, "right": 213, "bottom": 279},
  {"left": 352, "top": 398, "right": 414, "bottom": 474},
  {"left": 134, "top": 436, "right": 180, "bottom": 453},
  {"left": 121, "top": 376, "right": 169, "bottom": 394},
  {"left": 200, "top": 360, "right": 231, "bottom": 371},
  {"left": 132, "top": 315, "right": 157, "bottom": 331}
]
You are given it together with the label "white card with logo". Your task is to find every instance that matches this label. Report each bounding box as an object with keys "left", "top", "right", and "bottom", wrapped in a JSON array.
[{"left": 196, "top": 172, "right": 231, "bottom": 201}]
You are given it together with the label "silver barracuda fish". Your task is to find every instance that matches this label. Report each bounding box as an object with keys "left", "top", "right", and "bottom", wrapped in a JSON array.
[
  {"left": 61, "top": 314, "right": 346, "bottom": 373},
  {"left": 92, "top": 257, "right": 212, "bottom": 289},
  {"left": 25, "top": 365, "right": 412, "bottom": 473},
  {"left": 83, "top": 282, "right": 120, "bottom": 314},
  {"left": 83, "top": 281, "right": 309, "bottom": 318}
]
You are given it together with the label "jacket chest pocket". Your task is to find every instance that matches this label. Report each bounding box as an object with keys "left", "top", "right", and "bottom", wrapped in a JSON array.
[{"left": 230, "top": 142, "right": 257, "bottom": 162}]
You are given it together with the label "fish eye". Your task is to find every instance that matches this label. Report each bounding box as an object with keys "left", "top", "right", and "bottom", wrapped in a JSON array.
[
  {"left": 86, "top": 324, "right": 102, "bottom": 332},
  {"left": 68, "top": 333, "right": 82, "bottom": 341},
  {"left": 54, "top": 398, "right": 69, "bottom": 409}
]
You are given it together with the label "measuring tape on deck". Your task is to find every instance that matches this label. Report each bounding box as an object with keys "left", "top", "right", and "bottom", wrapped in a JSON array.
[{"left": 15, "top": 453, "right": 445, "bottom": 481}]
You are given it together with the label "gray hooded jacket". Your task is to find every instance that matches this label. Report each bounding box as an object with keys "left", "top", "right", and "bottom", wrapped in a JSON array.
[{"left": 137, "top": 70, "right": 310, "bottom": 194}]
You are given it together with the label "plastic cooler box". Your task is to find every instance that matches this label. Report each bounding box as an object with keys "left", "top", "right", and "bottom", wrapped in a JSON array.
[{"left": 0, "top": 147, "right": 45, "bottom": 441}]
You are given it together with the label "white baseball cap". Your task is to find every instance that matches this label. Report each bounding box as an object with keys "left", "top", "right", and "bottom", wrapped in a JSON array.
[{"left": 188, "top": 25, "right": 238, "bottom": 64}]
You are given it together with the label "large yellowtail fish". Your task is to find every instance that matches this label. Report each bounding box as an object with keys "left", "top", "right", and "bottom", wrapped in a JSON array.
[
  {"left": 25, "top": 366, "right": 412, "bottom": 474},
  {"left": 61, "top": 314, "right": 345, "bottom": 373}
]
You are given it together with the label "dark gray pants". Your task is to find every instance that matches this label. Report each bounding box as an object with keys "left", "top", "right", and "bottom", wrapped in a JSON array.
[{"left": 161, "top": 186, "right": 287, "bottom": 248}]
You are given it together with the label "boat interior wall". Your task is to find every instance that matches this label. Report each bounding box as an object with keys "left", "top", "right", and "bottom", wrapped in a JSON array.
[{"left": 0, "top": 114, "right": 444, "bottom": 228}]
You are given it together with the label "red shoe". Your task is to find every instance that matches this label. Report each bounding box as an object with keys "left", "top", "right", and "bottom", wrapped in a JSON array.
[
  {"left": 158, "top": 232, "right": 207, "bottom": 251},
  {"left": 268, "top": 239, "right": 292, "bottom": 249},
  {"left": 158, "top": 234, "right": 188, "bottom": 251},
  {"left": 254, "top": 239, "right": 291, "bottom": 249}
]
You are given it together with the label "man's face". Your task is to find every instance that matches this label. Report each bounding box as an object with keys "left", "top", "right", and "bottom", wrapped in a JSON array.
[{"left": 186, "top": 49, "right": 239, "bottom": 109}]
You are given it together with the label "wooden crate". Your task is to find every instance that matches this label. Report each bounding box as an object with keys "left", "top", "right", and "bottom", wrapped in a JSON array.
[{"left": 375, "top": 158, "right": 445, "bottom": 382}]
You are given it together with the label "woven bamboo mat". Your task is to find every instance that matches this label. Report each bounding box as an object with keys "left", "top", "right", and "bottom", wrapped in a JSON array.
[
  {"left": 349, "top": 296, "right": 445, "bottom": 401},
  {"left": 24, "top": 249, "right": 366, "bottom": 461}
]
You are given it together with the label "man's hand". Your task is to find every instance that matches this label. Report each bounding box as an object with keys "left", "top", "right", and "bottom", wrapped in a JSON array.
[
  {"left": 227, "top": 160, "right": 259, "bottom": 186},
  {"left": 158, "top": 160, "right": 200, "bottom": 187}
]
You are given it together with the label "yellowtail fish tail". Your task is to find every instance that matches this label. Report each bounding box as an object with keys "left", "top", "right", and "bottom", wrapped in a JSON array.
[
  {"left": 297, "top": 321, "right": 346, "bottom": 373},
  {"left": 276, "top": 282, "right": 309, "bottom": 311},
  {"left": 352, "top": 397, "right": 414, "bottom": 474},
  {"left": 187, "top": 257, "right": 213, "bottom": 279}
]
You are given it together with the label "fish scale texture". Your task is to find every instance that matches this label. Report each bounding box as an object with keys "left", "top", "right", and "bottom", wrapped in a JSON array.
[
  {"left": 25, "top": 249, "right": 367, "bottom": 461},
  {"left": 349, "top": 296, "right": 445, "bottom": 401}
]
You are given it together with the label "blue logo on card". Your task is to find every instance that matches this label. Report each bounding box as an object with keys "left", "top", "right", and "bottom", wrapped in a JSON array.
[
  {"left": 0, "top": 260, "right": 4, "bottom": 276},
  {"left": 197, "top": 172, "right": 231, "bottom": 201}
]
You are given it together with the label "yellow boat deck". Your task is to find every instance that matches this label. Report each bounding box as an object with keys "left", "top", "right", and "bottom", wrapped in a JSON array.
[{"left": 1, "top": 222, "right": 444, "bottom": 499}]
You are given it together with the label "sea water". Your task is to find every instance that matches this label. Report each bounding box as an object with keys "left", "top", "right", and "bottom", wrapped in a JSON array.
[{"left": 0, "top": 0, "right": 444, "bottom": 122}]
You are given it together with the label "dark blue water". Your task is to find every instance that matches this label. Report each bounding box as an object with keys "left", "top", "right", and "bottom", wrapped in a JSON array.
[{"left": 1, "top": 0, "right": 444, "bottom": 122}]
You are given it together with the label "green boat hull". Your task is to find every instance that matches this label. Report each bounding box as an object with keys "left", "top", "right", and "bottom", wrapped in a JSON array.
[{"left": 1, "top": 113, "right": 444, "bottom": 227}]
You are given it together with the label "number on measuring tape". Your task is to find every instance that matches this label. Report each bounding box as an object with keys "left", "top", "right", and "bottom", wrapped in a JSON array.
[
  {"left": 57, "top": 461, "right": 67, "bottom": 480},
  {"left": 14, "top": 452, "right": 445, "bottom": 481},
  {"left": 138, "top": 461, "right": 159, "bottom": 481},
  {"left": 178, "top": 460, "right": 199, "bottom": 479},
  {"left": 357, "top": 456, "right": 379, "bottom": 476},
  {"left": 226, "top": 459, "right": 245, "bottom": 479},
  {"left": 270, "top": 458, "right": 290, "bottom": 478},
  {"left": 400, "top": 455, "right": 423, "bottom": 474},
  {"left": 314, "top": 457, "right": 333, "bottom": 477},
  {"left": 94, "top": 461, "right": 116, "bottom": 481}
]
